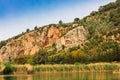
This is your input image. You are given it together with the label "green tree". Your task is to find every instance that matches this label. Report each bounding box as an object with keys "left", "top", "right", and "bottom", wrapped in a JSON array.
[
  {"left": 0, "top": 40, "right": 7, "bottom": 48},
  {"left": 26, "top": 28, "right": 30, "bottom": 32},
  {"left": 34, "top": 26, "right": 38, "bottom": 30},
  {"left": 33, "top": 50, "right": 48, "bottom": 64},
  {"left": 59, "top": 20, "right": 63, "bottom": 24},
  {"left": 62, "top": 45, "right": 65, "bottom": 50},
  {"left": 52, "top": 43, "right": 56, "bottom": 48},
  {"left": 3, "top": 62, "right": 14, "bottom": 74},
  {"left": 90, "top": 11, "right": 97, "bottom": 16},
  {"left": 14, "top": 55, "right": 29, "bottom": 64},
  {"left": 74, "top": 18, "right": 79, "bottom": 22},
  {"left": 52, "top": 43, "right": 57, "bottom": 51}
]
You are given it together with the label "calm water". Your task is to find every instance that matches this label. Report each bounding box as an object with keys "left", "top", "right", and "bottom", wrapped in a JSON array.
[{"left": 0, "top": 72, "right": 120, "bottom": 80}]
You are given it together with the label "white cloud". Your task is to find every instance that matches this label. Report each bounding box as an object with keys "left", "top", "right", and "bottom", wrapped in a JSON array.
[{"left": 0, "top": 0, "right": 116, "bottom": 41}]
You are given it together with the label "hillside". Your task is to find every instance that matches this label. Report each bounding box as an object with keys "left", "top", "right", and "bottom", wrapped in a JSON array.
[
  {"left": 0, "top": 0, "right": 120, "bottom": 64},
  {"left": 0, "top": 23, "right": 88, "bottom": 62}
]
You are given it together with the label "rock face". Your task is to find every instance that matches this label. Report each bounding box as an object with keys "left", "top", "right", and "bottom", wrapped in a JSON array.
[
  {"left": 56, "top": 26, "right": 88, "bottom": 50},
  {"left": 0, "top": 25, "right": 88, "bottom": 62}
]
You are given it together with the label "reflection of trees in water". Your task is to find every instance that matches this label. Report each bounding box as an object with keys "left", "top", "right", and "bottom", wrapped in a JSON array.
[
  {"left": 4, "top": 76, "right": 16, "bottom": 80},
  {"left": 1, "top": 72, "right": 120, "bottom": 80},
  {"left": 3, "top": 75, "right": 28, "bottom": 80}
]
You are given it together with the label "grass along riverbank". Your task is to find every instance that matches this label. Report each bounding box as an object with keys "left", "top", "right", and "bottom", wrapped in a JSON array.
[{"left": 0, "top": 62, "right": 120, "bottom": 74}]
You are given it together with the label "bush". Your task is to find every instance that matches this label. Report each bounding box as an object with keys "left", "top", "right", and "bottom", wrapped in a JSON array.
[
  {"left": 52, "top": 43, "right": 57, "bottom": 51},
  {"left": 52, "top": 43, "right": 56, "bottom": 49},
  {"left": 62, "top": 45, "right": 65, "bottom": 50},
  {"left": 27, "top": 56, "right": 35, "bottom": 65},
  {"left": 99, "top": 2, "right": 116, "bottom": 12},
  {"left": 33, "top": 50, "right": 48, "bottom": 64},
  {"left": 69, "top": 46, "right": 80, "bottom": 52},
  {"left": 59, "top": 20, "right": 63, "bottom": 24},
  {"left": 26, "top": 28, "right": 30, "bottom": 32},
  {"left": 74, "top": 18, "right": 80, "bottom": 23},
  {"left": 0, "top": 40, "right": 7, "bottom": 48},
  {"left": 90, "top": 11, "right": 97, "bottom": 16},
  {"left": 34, "top": 26, "right": 38, "bottom": 30},
  {"left": 14, "top": 55, "right": 29, "bottom": 64},
  {"left": 3, "top": 62, "right": 14, "bottom": 74}
]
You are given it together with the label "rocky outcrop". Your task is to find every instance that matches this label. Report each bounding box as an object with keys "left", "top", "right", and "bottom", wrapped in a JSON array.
[
  {"left": 0, "top": 26, "right": 67, "bottom": 62},
  {"left": 56, "top": 26, "right": 88, "bottom": 50},
  {"left": 0, "top": 24, "right": 88, "bottom": 62}
]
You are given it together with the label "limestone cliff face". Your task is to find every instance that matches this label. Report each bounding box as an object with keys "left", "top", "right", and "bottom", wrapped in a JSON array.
[
  {"left": 56, "top": 26, "right": 88, "bottom": 50},
  {"left": 0, "top": 25, "right": 88, "bottom": 62}
]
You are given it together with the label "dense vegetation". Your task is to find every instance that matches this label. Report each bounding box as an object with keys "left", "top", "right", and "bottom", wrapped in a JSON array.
[
  {"left": 1, "top": 0, "right": 120, "bottom": 64},
  {"left": 43, "top": 0, "right": 120, "bottom": 64},
  {"left": 0, "top": 62, "right": 120, "bottom": 74},
  {"left": 0, "top": 40, "right": 7, "bottom": 49}
]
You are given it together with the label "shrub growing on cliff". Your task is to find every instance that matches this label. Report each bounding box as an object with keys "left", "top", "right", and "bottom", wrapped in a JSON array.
[
  {"left": 34, "top": 26, "right": 38, "bottom": 30},
  {"left": 62, "top": 45, "right": 65, "bottom": 50},
  {"left": 0, "top": 40, "right": 7, "bottom": 49},
  {"left": 74, "top": 18, "right": 80, "bottom": 23},
  {"left": 69, "top": 46, "right": 80, "bottom": 52},
  {"left": 52, "top": 43, "right": 56, "bottom": 49},
  {"left": 26, "top": 28, "right": 30, "bottom": 32},
  {"left": 52, "top": 43, "right": 57, "bottom": 51},
  {"left": 3, "top": 62, "right": 15, "bottom": 74},
  {"left": 14, "top": 55, "right": 29, "bottom": 64},
  {"left": 59, "top": 20, "right": 63, "bottom": 24},
  {"left": 33, "top": 50, "right": 48, "bottom": 64}
]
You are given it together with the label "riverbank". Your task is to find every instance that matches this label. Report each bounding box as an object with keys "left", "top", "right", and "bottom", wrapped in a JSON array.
[{"left": 0, "top": 62, "right": 120, "bottom": 74}]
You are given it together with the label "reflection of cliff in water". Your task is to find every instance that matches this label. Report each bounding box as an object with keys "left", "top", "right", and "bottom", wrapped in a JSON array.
[{"left": 0, "top": 72, "right": 120, "bottom": 80}]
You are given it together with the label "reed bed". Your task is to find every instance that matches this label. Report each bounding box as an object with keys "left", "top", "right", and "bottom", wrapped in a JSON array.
[
  {"left": 0, "top": 62, "right": 120, "bottom": 74},
  {"left": 33, "top": 63, "right": 120, "bottom": 72}
]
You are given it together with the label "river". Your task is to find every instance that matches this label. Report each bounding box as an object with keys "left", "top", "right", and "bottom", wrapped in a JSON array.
[{"left": 0, "top": 72, "right": 120, "bottom": 80}]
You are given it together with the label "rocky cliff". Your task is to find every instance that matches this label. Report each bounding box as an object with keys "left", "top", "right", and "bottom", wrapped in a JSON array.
[
  {"left": 56, "top": 26, "right": 88, "bottom": 50},
  {"left": 0, "top": 0, "right": 119, "bottom": 63},
  {"left": 0, "top": 24, "right": 88, "bottom": 62}
]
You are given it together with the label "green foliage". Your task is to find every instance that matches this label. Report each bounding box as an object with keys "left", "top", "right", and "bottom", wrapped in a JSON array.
[
  {"left": 34, "top": 26, "right": 38, "bottom": 30},
  {"left": 48, "top": 53, "right": 65, "bottom": 64},
  {"left": 1, "top": 63, "right": 120, "bottom": 74},
  {"left": 1, "top": 0, "right": 120, "bottom": 64},
  {"left": 12, "top": 32, "right": 24, "bottom": 39},
  {"left": 48, "top": 50, "right": 56, "bottom": 56},
  {"left": 14, "top": 55, "right": 29, "bottom": 64},
  {"left": 69, "top": 45, "right": 80, "bottom": 52},
  {"left": 90, "top": 11, "right": 97, "bottom": 16},
  {"left": 109, "top": 7, "right": 120, "bottom": 26},
  {"left": 59, "top": 20, "right": 63, "bottom": 24},
  {"left": 62, "top": 45, "right": 65, "bottom": 50},
  {"left": 74, "top": 0, "right": 120, "bottom": 63},
  {"left": 52, "top": 43, "right": 56, "bottom": 49},
  {"left": 83, "top": 39, "right": 120, "bottom": 63},
  {"left": 33, "top": 50, "right": 48, "bottom": 64},
  {"left": 3, "top": 62, "right": 15, "bottom": 74},
  {"left": 99, "top": 2, "right": 117, "bottom": 12},
  {"left": 29, "top": 63, "right": 120, "bottom": 72},
  {"left": 74, "top": 18, "right": 80, "bottom": 23},
  {"left": 71, "top": 50, "right": 86, "bottom": 63},
  {"left": 48, "top": 48, "right": 87, "bottom": 64},
  {"left": 26, "top": 28, "right": 30, "bottom": 32},
  {"left": 27, "top": 56, "right": 35, "bottom": 65},
  {"left": 101, "top": 40, "right": 120, "bottom": 61},
  {"left": 0, "top": 40, "right": 7, "bottom": 48},
  {"left": 80, "top": 0, "right": 120, "bottom": 38},
  {"left": 52, "top": 43, "right": 57, "bottom": 51},
  {"left": 49, "top": 24, "right": 57, "bottom": 27}
]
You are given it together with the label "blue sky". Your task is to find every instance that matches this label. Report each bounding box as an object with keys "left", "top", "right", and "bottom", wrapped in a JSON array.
[{"left": 0, "top": 0, "right": 116, "bottom": 41}]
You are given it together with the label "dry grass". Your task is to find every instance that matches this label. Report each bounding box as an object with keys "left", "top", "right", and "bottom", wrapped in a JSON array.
[{"left": 0, "top": 62, "right": 120, "bottom": 74}]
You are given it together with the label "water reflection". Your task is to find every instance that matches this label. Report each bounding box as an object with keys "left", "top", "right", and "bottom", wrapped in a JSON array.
[{"left": 0, "top": 72, "right": 120, "bottom": 80}]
